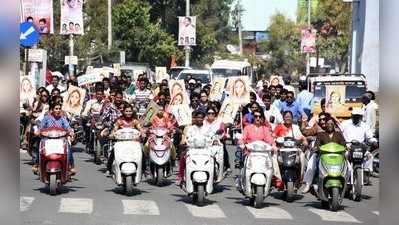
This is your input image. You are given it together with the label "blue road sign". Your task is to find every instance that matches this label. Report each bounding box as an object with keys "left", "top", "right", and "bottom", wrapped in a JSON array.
[{"left": 20, "top": 22, "right": 40, "bottom": 47}]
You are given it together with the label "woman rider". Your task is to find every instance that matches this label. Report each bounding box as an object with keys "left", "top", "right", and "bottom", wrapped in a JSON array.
[
  {"left": 236, "top": 109, "right": 276, "bottom": 190},
  {"left": 273, "top": 110, "right": 308, "bottom": 189},
  {"left": 106, "top": 104, "right": 142, "bottom": 176},
  {"left": 34, "top": 100, "right": 75, "bottom": 175}
]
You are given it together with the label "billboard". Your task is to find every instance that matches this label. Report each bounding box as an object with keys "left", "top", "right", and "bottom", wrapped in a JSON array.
[
  {"left": 60, "top": 0, "right": 84, "bottom": 35},
  {"left": 21, "top": 0, "right": 54, "bottom": 34},
  {"left": 178, "top": 16, "right": 196, "bottom": 46},
  {"left": 301, "top": 28, "right": 316, "bottom": 53}
]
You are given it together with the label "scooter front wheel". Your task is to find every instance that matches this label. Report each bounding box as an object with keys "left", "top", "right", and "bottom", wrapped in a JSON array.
[
  {"left": 354, "top": 168, "right": 362, "bottom": 201},
  {"left": 125, "top": 175, "right": 134, "bottom": 196},
  {"left": 196, "top": 184, "right": 205, "bottom": 207},
  {"left": 330, "top": 187, "right": 341, "bottom": 211},
  {"left": 156, "top": 167, "right": 163, "bottom": 186},
  {"left": 286, "top": 181, "right": 295, "bottom": 202},
  {"left": 254, "top": 185, "right": 264, "bottom": 208},
  {"left": 49, "top": 174, "right": 57, "bottom": 195}
]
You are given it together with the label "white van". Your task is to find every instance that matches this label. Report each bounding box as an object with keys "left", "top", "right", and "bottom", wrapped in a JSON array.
[
  {"left": 176, "top": 69, "right": 212, "bottom": 85},
  {"left": 210, "top": 60, "right": 254, "bottom": 83}
]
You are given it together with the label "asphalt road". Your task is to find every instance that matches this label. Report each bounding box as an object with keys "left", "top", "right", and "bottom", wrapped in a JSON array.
[{"left": 20, "top": 144, "right": 379, "bottom": 225}]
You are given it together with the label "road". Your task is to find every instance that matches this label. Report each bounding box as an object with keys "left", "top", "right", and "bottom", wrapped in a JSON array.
[{"left": 20, "top": 144, "right": 379, "bottom": 225}]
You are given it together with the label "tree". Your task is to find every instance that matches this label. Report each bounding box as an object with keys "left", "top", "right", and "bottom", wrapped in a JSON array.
[
  {"left": 311, "top": 0, "right": 351, "bottom": 72},
  {"left": 112, "top": 0, "right": 178, "bottom": 67},
  {"left": 258, "top": 13, "right": 304, "bottom": 76}
]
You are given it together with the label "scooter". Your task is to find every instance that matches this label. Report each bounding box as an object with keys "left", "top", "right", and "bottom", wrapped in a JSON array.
[
  {"left": 276, "top": 137, "right": 301, "bottom": 202},
  {"left": 87, "top": 112, "right": 104, "bottom": 164},
  {"left": 184, "top": 134, "right": 216, "bottom": 206},
  {"left": 346, "top": 140, "right": 372, "bottom": 201},
  {"left": 39, "top": 128, "right": 70, "bottom": 195},
  {"left": 148, "top": 127, "right": 173, "bottom": 186},
  {"left": 70, "top": 116, "right": 84, "bottom": 146},
  {"left": 239, "top": 141, "right": 273, "bottom": 208},
  {"left": 112, "top": 128, "right": 143, "bottom": 196},
  {"left": 310, "top": 142, "right": 348, "bottom": 211}
]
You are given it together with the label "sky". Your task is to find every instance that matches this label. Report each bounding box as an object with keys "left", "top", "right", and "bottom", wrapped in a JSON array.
[{"left": 237, "top": 0, "right": 298, "bottom": 31}]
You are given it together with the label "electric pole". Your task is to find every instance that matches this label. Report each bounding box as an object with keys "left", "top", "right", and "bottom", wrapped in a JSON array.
[{"left": 185, "top": 0, "right": 190, "bottom": 67}]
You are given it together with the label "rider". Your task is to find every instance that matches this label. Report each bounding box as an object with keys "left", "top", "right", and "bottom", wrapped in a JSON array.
[
  {"left": 262, "top": 92, "right": 283, "bottom": 130},
  {"left": 300, "top": 116, "right": 346, "bottom": 193},
  {"left": 106, "top": 104, "right": 142, "bottom": 176},
  {"left": 203, "top": 107, "right": 231, "bottom": 175},
  {"left": 274, "top": 110, "right": 308, "bottom": 189},
  {"left": 35, "top": 100, "right": 75, "bottom": 174},
  {"left": 341, "top": 108, "right": 378, "bottom": 184},
  {"left": 236, "top": 109, "right": 276, "bottom": 189},
  {"left": 81, "top": 89, "right": 105, "bottom": 146},
  {"left": 175, "top": 110, "right": 209, "bottom": 186}
]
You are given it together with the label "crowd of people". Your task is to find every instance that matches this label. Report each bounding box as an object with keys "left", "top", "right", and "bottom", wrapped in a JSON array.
[{"left": 19, "top": 71, "right": 379, "bottom": 191}]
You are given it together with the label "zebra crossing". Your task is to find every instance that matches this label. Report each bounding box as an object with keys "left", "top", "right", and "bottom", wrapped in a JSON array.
[{"left": 20, "top": 196, "right": 377, "bottom": 223}]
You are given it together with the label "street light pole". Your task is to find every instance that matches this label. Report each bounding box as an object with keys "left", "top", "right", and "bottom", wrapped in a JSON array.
[
  {"left": 237, "top": 0, "right": 243, "bottom": 55},
  {"left": 185, "top": 0, "right": 190, "bottom": 67},
  {"left": 69, "top": 34, "right": 74, "bottom": 77},
  {"left": 306, "top": 0, "right": 311, "bottom": 75},
  {"left": 108, "top": 0, "right": 112, "bottom": 50}
]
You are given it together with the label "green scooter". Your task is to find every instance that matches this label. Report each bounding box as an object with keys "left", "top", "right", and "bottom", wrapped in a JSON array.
[{"left": 311, "top": 142, "right": 349, "bottom": 211}]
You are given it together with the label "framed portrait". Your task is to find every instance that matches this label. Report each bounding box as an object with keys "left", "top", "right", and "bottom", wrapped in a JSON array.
[
  {"left": 226, "top": 76, "right": 250, "bottom": 105},
  {"left": 217, "top": 98, "right": 240, "bottom": 124},
  {"left": 62, "top": 85, "right": 86, "bottom": 115},
  {"left": 139, "top": 101, "right": 161, "bottom": 127},
  {"left": 209, "top": 77, "right": 226, "bottom": 101},
  {"left": 325, "top": 85, "right": 346, "bottom": 115},
  {"left": 168, "top": 80, "right": 189, "bottom": 105},
  {"left": 170, "top": 104, "right": 192, "bottom": 126}
]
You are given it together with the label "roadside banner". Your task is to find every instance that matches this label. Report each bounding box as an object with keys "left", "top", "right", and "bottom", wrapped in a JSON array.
[
  {"left": 178, "top": 16, "right": 196, "bottom": 46},
  {"left": 60, "top": 0, "right": 84, "bottom": 35},
  {"left": 21, "top": 0, "right": 54, "bottom": 34},
  {"left": 301, "top": 28, "right": 316, "bottom": 53}
]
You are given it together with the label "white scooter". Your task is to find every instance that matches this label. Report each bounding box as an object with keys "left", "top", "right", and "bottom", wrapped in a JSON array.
[
  {"left": 112, "top": 128, "right": 143, "bottom": 196},
  {"left": 148, "top": 127, "right": 173, "bottom": 186},
  {"left": 238, "top": 141, "right": 274, "bottom": 208},
  {"left": 184, "top": 134, "right": 218, "bottom": 206}
]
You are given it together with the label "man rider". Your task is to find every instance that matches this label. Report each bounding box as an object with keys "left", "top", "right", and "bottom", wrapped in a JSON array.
[
  {"left": 301, "top": 116, "right": 346, "bottom": 193},
  {"left": 175, "top": 110, "right": 209, "bottom": 186},
  {"left": 341, "top": 107, "right": 378, "bottom": 184}
]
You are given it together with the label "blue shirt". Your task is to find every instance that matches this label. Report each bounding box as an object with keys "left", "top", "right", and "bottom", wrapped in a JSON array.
[
  {"left": 39, "top": 113, "right": 72, "bottom": 131},
  {"left": 280, "top": 100, "right": 305, "bottom": 124},
  {"left": 296, "top": 90, "right": 314, "bottom": 112}
]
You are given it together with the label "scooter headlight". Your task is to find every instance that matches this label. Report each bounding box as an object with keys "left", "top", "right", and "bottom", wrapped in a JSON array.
[{"left": 325, "top": 165, "right": 342, "bottom": 174}]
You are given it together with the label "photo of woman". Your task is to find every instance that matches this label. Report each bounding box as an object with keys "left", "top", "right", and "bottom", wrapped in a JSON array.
[
  {"left": 217, "top": 99, "right": 240, "bottom": 124},
  {"left": 325, "top": 85, "right": 346, "bottom": 114},
  {"left": 226, "top": 76, "right": 250, "bottom": 105},
  {"left": 169, "top": 80, "right": 185, "bottom": 97},
  {"left": 62, "top": 85, "right": 86, "bottom": 115},
  {"left": 170, "top": 93, "right": 184, "bottom": 106},
  {"left": 209, "top": 77, "right": 226, "bottom": 101},
  {"left": 170, "top": 104, "right": 192, "bottom": 126},
  {"left": 20, "top": 76, "right": 36, "bottom": 108}
]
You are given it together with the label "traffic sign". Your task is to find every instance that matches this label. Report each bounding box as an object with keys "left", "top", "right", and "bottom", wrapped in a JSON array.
[{"left": 20, "top": 22, "right": 40, "bottom": 47}]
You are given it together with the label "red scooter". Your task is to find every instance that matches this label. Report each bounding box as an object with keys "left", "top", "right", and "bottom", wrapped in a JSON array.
[{"left": 39, "top": 127, "right": 70, "bottom": 195}]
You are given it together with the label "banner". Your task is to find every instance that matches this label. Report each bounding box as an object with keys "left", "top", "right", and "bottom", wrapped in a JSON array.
[
  {"left": 139, "top": 101, "right": 161, "bottom": 127},
  {"left": 217, "top": 98, "right": 240, "bottom": 124},
  {"left": 62, "top": 85, "right": 86, "bottom": 115},
  {"left": 226, "top": 76, "right": 251, "bottom": 105},
  {"left": 60, "top": 0, "right": 84, "bottom": 35},
  {"left": 301, "top": 28, "right": 316, "bottom": 53},
  {"left": 178, "top": 16, "right": 196, "bottom": 46},
  {"left": 209, "top": 77, "right": 226, "bottom": 101},
  {"left": 155, "top": 67, "right": 169, "bottom": 82},
  {"left": 21, "top": 0, "right": 54, "bottom": 34},
  {"left": 170, "top": 104, "right": 192, "bottom": 126},
  {"left": 77, "top": 73, "right": 102, "bottom": 86}
]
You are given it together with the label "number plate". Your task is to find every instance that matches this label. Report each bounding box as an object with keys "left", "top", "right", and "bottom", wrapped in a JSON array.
[
  {"left": 44, "top": 139, "right": 65, "bottom": 156},
  {"left": 353, "top": 151, "right": 363, "bottom": 159}
]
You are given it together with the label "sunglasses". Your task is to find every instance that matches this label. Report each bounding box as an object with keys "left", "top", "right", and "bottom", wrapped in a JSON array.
[
  {"left": 254, "top": 114, "right": 262, "bottom": 118},
  {"left": 286, "top": 96, "right": 293, "bottom": 99}
]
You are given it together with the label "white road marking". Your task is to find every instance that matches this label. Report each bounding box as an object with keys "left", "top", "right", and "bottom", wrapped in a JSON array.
[
  {"left": 58, "top": 198, "right": 93, "bottom": 214},
  {"left": 20, "top": 196, "right": 35, "bottom": 212},
  {"left": 185, "top": 203, "right": 226, "bottom": 218},
  {"left": 308, "top": 208, "right": 362, "bottom": 223},
  {"left": 122, "top": 200, "right": 160, "bottom": 215},
  {"left": 246, "top": 206, "right": 293, "bottom": 219},
  {"left": 372, "top": 211, "right": 379, "bottom": 215}
]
